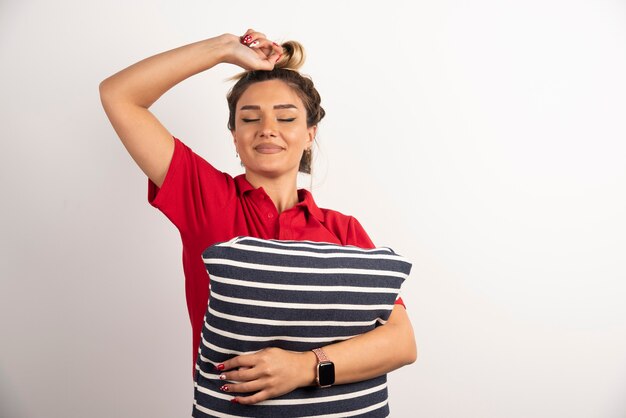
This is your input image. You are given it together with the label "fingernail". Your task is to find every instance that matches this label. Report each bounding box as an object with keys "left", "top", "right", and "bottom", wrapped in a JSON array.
[
  {"left": 219, "top": 374, "right": 226, "bottom": 380},
  {"left": 249, "top": 40, "right": 260, "bottom": 48},
  {"left": 220, "top": 385, "right": 229, "bottom": 392},
  {"left": 214, "top": 364, "right": 225, "bottom": 371},
  {"left": 272, "top": 42, "right": 279, "bottom": 46},
  {"left": 230, "top": 398, "right": 239, "bottom": 404},
  {"left": 242, "top": 35, "right": 253, "bottom": 45}
]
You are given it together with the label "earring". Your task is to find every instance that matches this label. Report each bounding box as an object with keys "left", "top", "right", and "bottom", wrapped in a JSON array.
[{"left": 236, "top": 151, "right": 239, "bottom": 159}]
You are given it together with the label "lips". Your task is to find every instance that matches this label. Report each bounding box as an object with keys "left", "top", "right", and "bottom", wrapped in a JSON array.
[{"left": 254, "top": 144, "right": 285, "bottom": 154}]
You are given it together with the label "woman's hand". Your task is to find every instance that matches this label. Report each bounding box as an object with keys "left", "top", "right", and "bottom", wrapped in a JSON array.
[
  {"left": 221, "top": 29, "right": 283, "bottom": 71},
  {"left": 216, "top": 347, "right": 316, "bottom": 405}
]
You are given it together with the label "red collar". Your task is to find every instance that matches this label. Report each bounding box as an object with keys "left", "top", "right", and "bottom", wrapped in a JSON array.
[{"left": 234, "top": 174, "right": 325, "bottom": 222}]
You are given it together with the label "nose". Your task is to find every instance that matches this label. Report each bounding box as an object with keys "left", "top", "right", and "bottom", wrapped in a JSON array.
[{"left": 259, "top": 118, "right": 277, "bottom": 138}]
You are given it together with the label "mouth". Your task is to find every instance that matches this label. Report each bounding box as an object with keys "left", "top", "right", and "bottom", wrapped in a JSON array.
[{"left": 254, "top": 144, "right": 285, "bottom": 154}]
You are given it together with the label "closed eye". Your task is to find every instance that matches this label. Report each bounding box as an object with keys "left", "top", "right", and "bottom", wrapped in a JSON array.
[{"left": 241, "top": 118, "right": 296, "bottom": 123}]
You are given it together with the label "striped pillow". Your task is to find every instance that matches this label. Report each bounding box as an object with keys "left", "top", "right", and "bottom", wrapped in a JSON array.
[{"left": 193, "top": 236, "right": 411, "bottom": 418}]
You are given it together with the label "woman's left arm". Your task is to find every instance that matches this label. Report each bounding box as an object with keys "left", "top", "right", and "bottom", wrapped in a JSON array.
[{"left": 218, "top": 305, "right": 417, "bottom": 405}]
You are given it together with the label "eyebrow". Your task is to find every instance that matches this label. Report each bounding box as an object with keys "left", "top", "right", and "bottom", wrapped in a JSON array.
[{"left": 239, "top": 104, "right": 298, "bottom": 111}]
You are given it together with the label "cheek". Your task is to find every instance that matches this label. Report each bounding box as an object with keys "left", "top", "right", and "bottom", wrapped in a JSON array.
[
  {"left": 233, "top": 127, "right": 253, "bottom": 142},
  {"left": 287, "top": 125, "right": 310, "bottom": 140},
  {"left": 286, "top": 134, "right": 308, "bottom": 148}
]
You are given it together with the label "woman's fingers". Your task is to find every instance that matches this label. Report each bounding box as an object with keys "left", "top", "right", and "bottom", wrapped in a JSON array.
[
  {"left": 233, "top": 390, "right": 273, "bottom": 405},
  {"left": 239, "top": 29, "right": 283, "bottom": 62},
  {"left": 270, "top": 41, "right": 283, "bottom": 62},
  {"left": 215, "top": 348, "right": 312, "bottom": 404},
  {"left": 219, "top": 352, "right": 256, "bottom": 371},
  {"left": 240, "top": 30, "right": 266, "bottom": 48},
  {"left": 240, "top": 29, "right": 267, "bottom": 45},
  {"left": 219, "top": 365, "right": 259, "bottom": 383},
  {"left": 220, "top": 378, "right": 266, "bottom": 395}
]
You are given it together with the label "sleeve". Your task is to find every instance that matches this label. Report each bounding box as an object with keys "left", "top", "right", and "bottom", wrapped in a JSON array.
[
  {"left": 346, "top": 217, "right": 407, "bottom": 309},
  {"left": 147, "top": 137, "right": 237, "bottom": 237}
]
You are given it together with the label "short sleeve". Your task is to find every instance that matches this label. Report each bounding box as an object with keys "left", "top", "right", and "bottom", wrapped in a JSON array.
[
  {"left": 345, "top": 216, "right": 375, "bottom": 249},
  {"left": 148, "top": 137, "right": 237, "bottom": 237},
  {"left": 345, "top": 216, "right": 406, "bottom": 308}
]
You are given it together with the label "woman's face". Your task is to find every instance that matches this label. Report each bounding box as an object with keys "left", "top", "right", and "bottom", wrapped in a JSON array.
[{"left": 232, "top": 79, "right": 316, "bottom": 180}]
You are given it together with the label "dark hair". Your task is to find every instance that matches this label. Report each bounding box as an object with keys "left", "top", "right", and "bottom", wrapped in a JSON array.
[{"left": 226, "top": 41, "right": 325, "bottom": 174}]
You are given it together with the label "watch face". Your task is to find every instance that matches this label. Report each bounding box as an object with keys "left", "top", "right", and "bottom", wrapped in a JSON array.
[{"left": 318, "top": 361, "right": 335, "bottom": 387}]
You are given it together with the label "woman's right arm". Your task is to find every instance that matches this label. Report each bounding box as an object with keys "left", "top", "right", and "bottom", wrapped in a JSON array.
[{"left": 99, "top": 31, "right": 281, "bottom": 187}]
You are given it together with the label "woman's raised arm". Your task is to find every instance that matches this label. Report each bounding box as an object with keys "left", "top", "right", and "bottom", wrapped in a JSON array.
[{"left": 99, "top": 32, "right": 281, "bottom": 187}]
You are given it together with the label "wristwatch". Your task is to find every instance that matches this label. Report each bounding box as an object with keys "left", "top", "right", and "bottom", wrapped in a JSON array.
[{"left": 312, "top": 348, "right": 335, "bottom": 388}]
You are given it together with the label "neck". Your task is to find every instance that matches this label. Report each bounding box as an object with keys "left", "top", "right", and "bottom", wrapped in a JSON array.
[{"left": 245, "top": 171, "right": 300, "bottom": 213}]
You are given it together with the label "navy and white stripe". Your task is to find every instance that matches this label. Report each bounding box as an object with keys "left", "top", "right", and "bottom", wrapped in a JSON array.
[{"left": 193, "top": 236, "right": 411, "bottom": 417}]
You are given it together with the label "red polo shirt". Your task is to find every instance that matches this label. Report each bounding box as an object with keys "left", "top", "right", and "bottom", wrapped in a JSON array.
[{"left": 148, "top": 138, "right": 404, "bottom": 371}]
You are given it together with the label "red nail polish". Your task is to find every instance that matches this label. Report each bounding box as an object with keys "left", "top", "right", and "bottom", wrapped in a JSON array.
[
  {"left": 242, "top": 35, "right": 253, "bottom": 45},
  {"left": 230, "top": 398, "right": 239, "bottom": 404},
  {"left": 215, "top": 364, "right": 225, "bottom": 371},
  {"left": 220, "top": 385, "right": 229, "bottom": 392}
]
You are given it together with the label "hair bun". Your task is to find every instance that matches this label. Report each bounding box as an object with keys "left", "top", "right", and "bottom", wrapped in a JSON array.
[{"left": 275, "top": 41, "right": 306, "bottom": 71}]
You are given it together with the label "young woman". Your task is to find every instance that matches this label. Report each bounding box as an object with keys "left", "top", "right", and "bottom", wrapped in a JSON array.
[{"left": 100, "top": 28, "right": 416, "bottom": 415}]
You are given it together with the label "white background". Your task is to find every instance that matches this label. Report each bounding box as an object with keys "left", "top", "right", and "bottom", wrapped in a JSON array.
[{"left": 1, "top": 1, "right": 626, "bottom": 417}]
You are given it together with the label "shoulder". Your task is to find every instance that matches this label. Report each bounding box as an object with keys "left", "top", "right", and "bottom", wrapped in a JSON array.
[
  {"left": 298, "top": 189, "right": 375, "bottom": 248},
  {"left": 148, "top": 137, "right": 239, "bottom": 233},
  {"left": 318, "top": 206, "right": 352, "bottom": 223},
  {"left": 174, "top": 137, "right": 237, "bottom": 185},
  {"left": 320, "top": 208, "right": 375, "bottom": 249}
]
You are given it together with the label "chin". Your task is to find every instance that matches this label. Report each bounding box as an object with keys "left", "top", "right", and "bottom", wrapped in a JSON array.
[{"left": 246, "top": 163, "right": 298, "bottom": 179}]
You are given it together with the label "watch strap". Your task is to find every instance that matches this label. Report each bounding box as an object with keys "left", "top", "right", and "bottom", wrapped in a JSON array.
[{"left": 312, "top": 347, "right": 329, "bottom": 363}]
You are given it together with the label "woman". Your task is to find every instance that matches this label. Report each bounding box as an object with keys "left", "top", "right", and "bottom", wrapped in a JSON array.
[{"left": 100, "top": 28, "right": 416, "bottom": 413}]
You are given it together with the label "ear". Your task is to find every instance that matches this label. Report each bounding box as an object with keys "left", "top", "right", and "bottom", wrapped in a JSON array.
[
  {"left": 306, "top": 125, "right": 317, "bottom": 148},
  {"left": 231, "top": 130, "right": 238, "bottom": 149}
]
